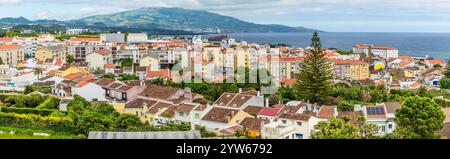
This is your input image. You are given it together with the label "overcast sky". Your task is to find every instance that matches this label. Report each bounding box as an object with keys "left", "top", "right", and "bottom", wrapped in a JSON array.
[{"left": 1, "top": 0, "right": 450, "bottom": 32}]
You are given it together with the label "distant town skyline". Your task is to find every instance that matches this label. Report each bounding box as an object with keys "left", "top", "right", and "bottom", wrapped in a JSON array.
[{"left": 1, "top": 0, "right": 450, "bottom": 32}]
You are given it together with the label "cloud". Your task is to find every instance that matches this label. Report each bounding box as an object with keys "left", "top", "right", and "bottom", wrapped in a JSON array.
[
  {"left": 0, "top": 0, "right": 22, "bottom": 5},
  {"left": 2, "top": 0, "right": 450, "bottom": 32}
]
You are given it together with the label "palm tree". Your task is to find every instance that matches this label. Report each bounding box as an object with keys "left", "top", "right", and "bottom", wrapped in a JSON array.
[{"left": 34, "top": 67, "right": 43, "bottom": 79}]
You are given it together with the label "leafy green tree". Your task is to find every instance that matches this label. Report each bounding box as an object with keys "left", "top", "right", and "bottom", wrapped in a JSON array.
[
  {"left": 67, "top": 94, "right": 91, "bottom": 115},
  {"left": 312, "top": 118, "right": 362, "bottom": 139},
  {"left": 113, "top": 114, "right": 142, "bottom": 130},
  {"left": 66, "top": 54, "right": 75, "bottom": 63},
  {"left": 36, "top": 97, "right": 60, "bottom": 109},
  {"left": 92, "top": 102, "right": 120, "bottom": 117},
  {"left": 6, "top": 30, "right": 21, "bottom": 37},
  {"left": 433, "top": 64, "right": 442, "bottom": 69},
  {"left": 0, "top": 57, "right": 3, "bottom": 65},
  {"left": 337, "top": 102, "right": 354, "bottom": 112},
  {"left": 121, "top": 58, "right": 133, "bottom": 68},
  {"left": 395, "top": 97, "right": 445, "bottom": 139},
  {"left": 295, "top": 32, "right": 333, "bottom": 105},
  {"left": 74, "top": 109, "right": 114, "bottom": 134},
  {"left": 118, "top": 74, "right": 139, "bottom": 81},
  {"left": 102, "top": 73, "right": 116, "bottom": 79},
  {"left": 24, "top": 85, "right": 33, "bottom": 94},
  {"left": 440, "top": 78, "right": 450, "bottom": 89},
  {"left": 417, "top": 86, "right": 428, "bottom": 97}
]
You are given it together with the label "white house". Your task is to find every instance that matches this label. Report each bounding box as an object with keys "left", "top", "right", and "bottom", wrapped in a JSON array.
[{"left": 86, "top": 49, "right": 113, "bottom": 70}]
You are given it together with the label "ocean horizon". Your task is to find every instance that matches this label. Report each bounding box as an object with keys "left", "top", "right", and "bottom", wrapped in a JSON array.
[{"left": 205, "top": 32, "right": 450, "bottom": 60}]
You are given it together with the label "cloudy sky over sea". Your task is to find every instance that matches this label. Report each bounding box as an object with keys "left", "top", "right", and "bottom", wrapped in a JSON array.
[{"left": 1, "top": 0, "right": 450, "bottom": 32}]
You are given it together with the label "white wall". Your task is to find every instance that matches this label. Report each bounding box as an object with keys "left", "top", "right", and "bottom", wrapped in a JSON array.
[{"left": 72, "top": 83, "right": 107, "bottom": 101}]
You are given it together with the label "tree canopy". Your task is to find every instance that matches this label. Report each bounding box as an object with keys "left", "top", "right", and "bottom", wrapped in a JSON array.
[{"left": 394, "top": 97, "right": 445, "bottom": 139}]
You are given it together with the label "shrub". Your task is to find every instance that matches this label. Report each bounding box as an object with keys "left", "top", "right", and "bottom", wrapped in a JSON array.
[
  {"left": 0, "top": 112, "right": 75, "bottom": 133},
  {"left": 0, "top": 106, "right": 66, "bottom": 116},
  {"left": 434, "top": 97, "right": 450, "bottom": 107},
  {"left": 440, "top": 78, "right": 450, "bottom": 89}
]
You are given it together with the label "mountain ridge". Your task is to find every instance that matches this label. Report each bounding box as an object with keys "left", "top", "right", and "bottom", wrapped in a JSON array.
[{"left": 0, "top": 7, "right": 320, "bottom": 33}]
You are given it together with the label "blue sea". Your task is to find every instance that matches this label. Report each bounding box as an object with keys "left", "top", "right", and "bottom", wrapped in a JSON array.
[{"left": 208, "top": 32, "right": 450, "bottom": 60}]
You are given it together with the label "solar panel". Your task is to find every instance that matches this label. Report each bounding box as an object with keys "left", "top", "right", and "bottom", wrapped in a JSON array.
[{"left": 367, "top": 107, "right": 385, "bottom": 115}]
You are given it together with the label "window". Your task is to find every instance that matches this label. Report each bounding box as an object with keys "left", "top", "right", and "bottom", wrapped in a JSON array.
[
  {"left": 179, "top": 112, "right": 184, "bottom": 117},
  {"left": 295, "top": 133, "right": 303, "bottom": 139},
  {"left": 282, "top": 120, "right": 287, "bottom": 124},
  {"left": 297, "top": 122, "right": 302, "bottom": 126},
  {"left": 194, "top": 113, "right": 200, "bottom": 119},
  {"left": 388, "top": 124, "right": 392, "bottom": 129}
]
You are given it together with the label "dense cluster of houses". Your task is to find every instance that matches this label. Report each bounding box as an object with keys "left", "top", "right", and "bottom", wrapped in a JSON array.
[{"left": 0, "top": 32, "right": 448, "bottom": 138}]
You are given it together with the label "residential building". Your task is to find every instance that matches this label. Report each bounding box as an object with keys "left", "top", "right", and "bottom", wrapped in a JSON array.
[
  {"left": 100, "top": 32, "right": 125, "bottom": 43},
  {"left": 334, "top": 60, "right": 370, "bottom": 81},
  {"left": 86, "top": 49, "right": 113, "bottom": 69},
  {"left": 353, "top": 44, "right": 399, "bottom": 59},
  {"left": 34, "top": 46, "right": 67, "bottom": 62},
  {"left": 127, "top": 33, "right": 148, "bottom": 43},
  {"left": 0, "top": 44, "right": 25, "bottom": 66}
]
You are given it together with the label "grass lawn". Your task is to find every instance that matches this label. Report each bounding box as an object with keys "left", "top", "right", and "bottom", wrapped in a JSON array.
[{"left": 0, "top": 127, "right": 80, "bottom": 139}]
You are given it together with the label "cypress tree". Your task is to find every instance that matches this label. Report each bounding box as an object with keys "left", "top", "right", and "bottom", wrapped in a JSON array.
[{"left": 295, "top": 32, "right": 333, "bottom": 105}]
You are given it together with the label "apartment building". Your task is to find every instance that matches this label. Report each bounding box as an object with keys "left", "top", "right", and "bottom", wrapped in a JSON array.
[
  {"left": 353, "top": 44, "right": 399, "bottom": 59},
  {"left": 0, "top": 44, "right": 25, "bottom": 66},
  {"left": 334, "top": 60, "right": 370, "bottom": 81}
]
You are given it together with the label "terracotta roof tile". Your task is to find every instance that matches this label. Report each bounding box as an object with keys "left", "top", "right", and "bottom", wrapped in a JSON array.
[
  {"left": 202, "top": 107, "right": 239, "bottom": 123},
  {"left": 94, "top": 49, "right": 112, "bottom": 55},
  {"left": 317, "top": 106, "right": 335, "bottom": 119},
  {"left": 125, "top": 98, "right": 158, "bottom": 109},
  {"left": 95, "top": 78, "right": 116, "bottom": 87},
  {"left": 243, "top": 106, "right": 264, "bottom": 115},
  {"left": 258, "top": 107, "right": 282, "bottom": 117},
  {"left": 139, "top": 85, "right": 182, "bottom": 101},
  {"left": 0, "top": 44, "right": 22, "bottom": 50},
  {"left": 239, "top": 117, "right": 268, "bottom": 130}
]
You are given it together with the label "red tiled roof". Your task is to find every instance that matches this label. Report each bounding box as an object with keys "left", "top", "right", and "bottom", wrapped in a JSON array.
[
  {"left": 0, "top": 37, "right": 13, "bottom": 41},
  {"left": 334, "top": 60, "right": 367, "bottom": 65},
  {"left": 64, "top": 72, "right": 85, "bottom": 80},
  {"left": 281, "top": 78, "right": 297, "bottom": 86},
  {"left": 371, "top": 46, "right": 397, "bottom": 50},
  {"left": 48, "top": 70, "right": 57, "bottom": 75},
  {"left": 104, "top": 63, "right": 116, "bottom": 69},
  {"left": 0, "top": 44, "right": 22, "bottom": 50},
  {"left": 353, "top": 44, "right": 396, "bottom": 50},
  {"left": 410, "top": 82, "right": 421, "bottom": 89},
  {"left": 94, "top": 49, "right": 112, "bottom": 55},
  {"left": 398, "top": 56, "right": 412, "bottom": 60},
  {"left": 399, "top": 61, "right": 411, "bottom": 67},
  {"left": 317, "top": 106, "right": 335, "bottom": 119},
  {"left": 146, "top": 69, "right": 170, "bottom": 79},
  {"left": 258, "top": 107, "right": 281, "bottom": 117},
  {"left": 54, "top": 59, "right": 63, "bottom": 66},
  {"left": 428, "top": 59, "right": 444, "bottom": 64},
  {"left": 69, "top": 38, "right": 100, "bottom": 42}
]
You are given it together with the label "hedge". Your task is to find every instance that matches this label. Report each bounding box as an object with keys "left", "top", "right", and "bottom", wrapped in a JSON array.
[
  {"left": 434, "top": 97, "right": 450, "bottom": 107},
  {"left": 0, "top": 112, "right": 75, "bottom": 133},
  {"left": 0, "top": 107, "right": 67, "bottom": 116}
]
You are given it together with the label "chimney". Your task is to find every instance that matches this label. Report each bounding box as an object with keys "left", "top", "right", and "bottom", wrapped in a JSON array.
[
  {"left": 265, "top": 98, "right": 270, "bottom": 107},
  {"left": 140, "top": 80, "right": 145, "bottom": 86},
  {"left": 257, "top": 91, "right": 261, "bottom": 97},
  {"left": 238, "top": 88, "right": 242, "bottom": 93}
]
